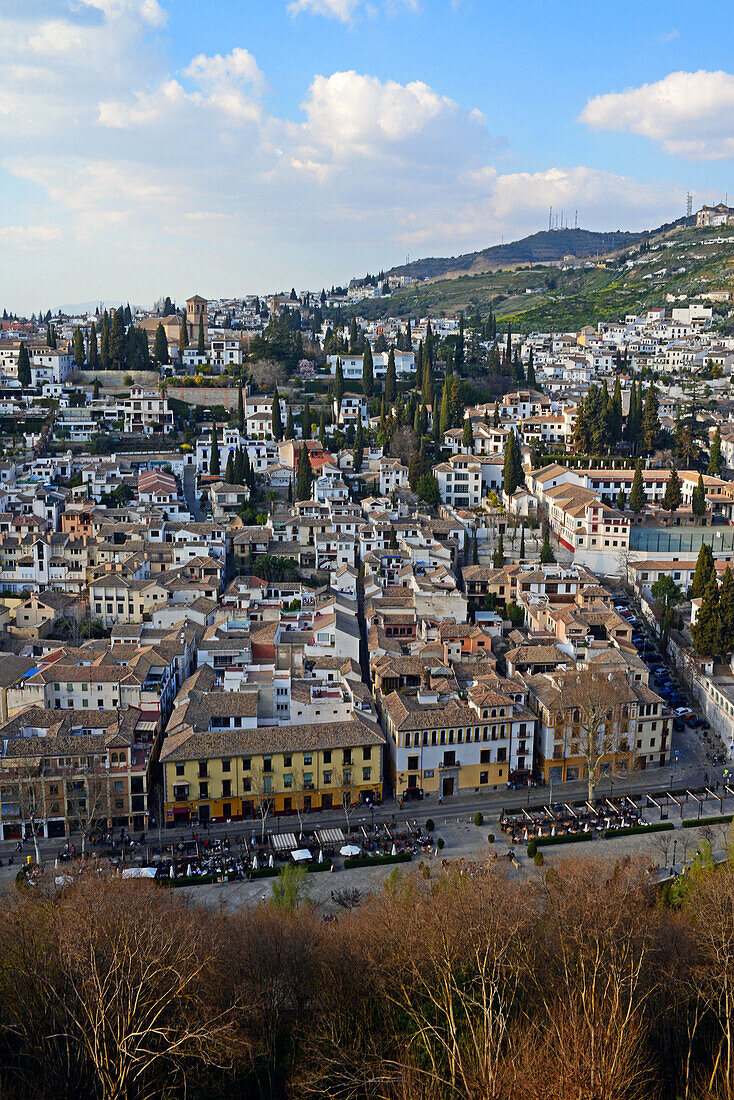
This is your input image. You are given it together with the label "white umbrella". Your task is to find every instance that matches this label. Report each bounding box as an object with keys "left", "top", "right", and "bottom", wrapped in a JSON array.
[
  {"left": 169, "top": 863, "right": 174, "bottom": 878},
  {"left": 291, "top": 849, "right": 312, "bottom": 862},
  {"left": 340, "top": 844, "right": 361, "bottom": 857},
  {"left": 186, "top": 863, "right": 192, "bottom": 877},
  {"left": 318, "top": 848, "right": 324, "bottom": 863},
  {"left": 252, "top": 855, "right": 259, "bottom": 870},
  {"left": 391, "top": 842, "right": 397, "bottom": 856},
  {"left": 268, "top": 853, "right": 274, "bottom": 868}
]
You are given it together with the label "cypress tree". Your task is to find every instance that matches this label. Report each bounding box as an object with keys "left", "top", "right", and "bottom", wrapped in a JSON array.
[
  {"left": 439, "top": 379, "right": 451, "bottom": 434},
  {"left": 17, "top": 342, "right": 30, "bottom": 387},
  {"left": 504, "top": 325, "right": 512, "bottom": 367},
  {"left": 503, "top": 431, "right": 523, "bottom": 496},
  {"left": 110, "top": 307, "right": 126, "bottom": 368},
  {"left": 709, "top": 427, "right": 724, "bottom": 476},
  {"left": 413, "top": 403, "right": 421, "bottom": 435},
  {"left": 611, "top": 376, "right": 623, "bottom": 444},
  {"left": 720, "top": 566, "right": 734, "bottom": 651},
  {"left": 285, "top": 404, "right": 295, "bottom": 440},
  {"left": 237, "top": 383, "right": 244, "bottom": 431},
  {"left": 692, "top": 472, "right": 707, "bottom": 516},
  {"left": 197, "top": 312, "right": 205, "bottom": 355},
  {"left": 512, "top": 347, "right": 524, "bottom": 383},
  {"left": 272, "top": 386, "right": 283, "bottom": 442},
  {"left": 526, "top": 348, "right": 536, "bottom": 389},
  {"left": 88, "top": 321, "right": 98, "bottom": 370},
  {"left": 462, "top": 417, "right": 474, "bottom": 451},
  {"left": 73, "top": 326, "right": 85, "bottom": 367},
  {"left": 692, "top": 574, "right": 724, "bottom": 657},
  {"left": 93, "top": 377, "right": 100, "bottom": 400},
  {"left": 493, "top": 533, "right": 505, "bottom": 568},
  {"left": 153, "top": 322, "right": 169, "bottom": 364},
  {"left": 629, "top": 458, "right": 645, "bottom": 513},
  {"left": 100, "top": 310, "right": 110, "bottom": 370},
  {"left": 540, "top": 526, "right": 556, "bottom": 564},
  {"left": 319, "top": 407, "right": 327, "bottom": 447},
  {"left": 353, "top": 418, "right": 364, "bottom": 473},
  {"left": 641, "top": 385, "right": 660, "bottom": 455},
  {"left": 691, "top": 543, "right": 715, "bottom": 599},
  {"left": 179, "top": 314, "right": 189, "bottom": 355},
  {"left": 456, "top": 313, "right": 465, "bottom": 372},
  {"left": 362, "top": 343, "right": 374, "bottom": 398},
  {"left": 663, "top": 463, "right": 682, "bottom": 512},
  {"left": 415, "top": 339, "right": 423, "bottom": 392},
  {"left": 385, "top": 347, "right": 396, "bottom": 404},
  {"left": 617, "top": 487, "right": 626, "bottom": 511},
  {"left": 225, "top": 451, "right": 234, "bottom": 483},
  {"left": 334, "top": 357, "right": 344, "bottom": 406},
  {"left": 493, "top": 401, "right": 499, "bottom": 428},
  {"left": 209, "top": 423, "right": 220, "bottom": 476},
  {"left": 296, "top": 445, "right": 313, "bottom": 500},
  {"left": 303, "top": 396, "right": 312, "bottom": 440},
  {"left": 520, "top": 527, "right": 526, "bottom": 558},
  {"left": 242, "top": 447, "right": 253, "bottom": 489},
  {"left": 406, "top": 318, "right": 412, "bottom": 351},
  {"left": 421, "top": 349, "right": 433, "bottom": 408},
  {"left": 349, "top": 317, "right": 359, "bottom": 353}
]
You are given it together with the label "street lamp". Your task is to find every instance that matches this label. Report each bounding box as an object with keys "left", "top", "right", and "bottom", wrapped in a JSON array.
[{"left": 672, "top": 838, "right": 677, "bottom": 870}]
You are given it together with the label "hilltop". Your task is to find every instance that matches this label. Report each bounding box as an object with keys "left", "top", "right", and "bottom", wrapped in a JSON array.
[{"left": 385, "top": 227, "right": 649, "bottom": 282}]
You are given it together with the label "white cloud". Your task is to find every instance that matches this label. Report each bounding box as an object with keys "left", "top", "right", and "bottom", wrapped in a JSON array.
[
  {"left": 580, "top": 70, "right": 734, "bottom": 159},
  {"left": 287, "top": 0, "right": 418, "bottom": 22},
  {"left": 0, "top": 224, "right": 62, "bottom": 246}
]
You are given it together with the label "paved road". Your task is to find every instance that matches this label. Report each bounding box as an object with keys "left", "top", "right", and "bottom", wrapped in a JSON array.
[{"left": 182, "top": 463, "right": 202, "bottom": 520}]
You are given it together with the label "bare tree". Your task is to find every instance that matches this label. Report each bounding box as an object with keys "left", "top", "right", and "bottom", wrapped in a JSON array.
[
  {"left": 333, "top": 764, "right": 356, "bottom": 833},
  {"left": 251, "top": 769, "right": 273, "bottom": 844},
  {"left": 290, "top": 766, "right": 308, "bottom": 838},
  {"left": 389, "top": 426, "right": 417, "bottom": 466},
  {"left": 333, "top": 887, "right": 363, "bottom": 911},
  {"left": 553, "top": 668, "right": 636, "bottom": 802},
  {"left": 2, "top": 760, "right": 45, "bottom": 865},
  {"left": 64, "top": 755, "right": 112, "bottom": 856},
  {"left": 250, "top": 359, "right": 287, "bottom": 392}
]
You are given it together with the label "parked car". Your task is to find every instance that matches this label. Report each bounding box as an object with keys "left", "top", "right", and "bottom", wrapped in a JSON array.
[
  {"left": 674, "top": 707, "right": 694, "bottom": 721},
  {"left": 672, "top": 718, "right": 686, "bottom": 732},
  {"left": 687, "top": 716, "right": 701, "bottom": 728}
]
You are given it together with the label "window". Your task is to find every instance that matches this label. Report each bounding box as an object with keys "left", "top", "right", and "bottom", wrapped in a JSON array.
[
  {"left": 480, "top": 749, "right": 490, "bottom": 764},
  {"left": 242, "top": 757, "right": 251, "bottom": 771},
  {"left": 263, "top": 757, "right": 272, "bottom": 772},
  {"left": 304, "top": 753, "right": 312, "bottom": 766},
  {"left": 480, "top": 771, "right": 489, "bottom": 784},
  {"left": 176, "top": 763, "right": 185, "bottom": 776},
  {"left": 114, "top": 781, "right": 123, "bottom": 792},
  {"left": 323, "top": 750, "right": 331, "bottom": 765},
  {"left": 199, "top": 782, "right": 209, "bottom": 800},
  {"left": 363, "top": 745, "right": 371, "bottom": 760},
  {"left": 284, "top": 754, "right": 292, "bottom": 768},
  {"left": 222, "top": 759, "right": 231, "bottom": 773},
  {"left": 263, "top": 776, "right": 272, "bottom": 794},
  {"left": 198, "top": 761, "right": 208, "bottom": 778}
]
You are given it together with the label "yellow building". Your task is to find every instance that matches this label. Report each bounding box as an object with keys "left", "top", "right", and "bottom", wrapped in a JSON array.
[{"left": 160, "top": 718, "right": 384, "bottom": 826}]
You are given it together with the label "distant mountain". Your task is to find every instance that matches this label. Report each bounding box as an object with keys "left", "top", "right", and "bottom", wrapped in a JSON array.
[{"left": 384, "top": 220, "right": 688, "bottom": 282}]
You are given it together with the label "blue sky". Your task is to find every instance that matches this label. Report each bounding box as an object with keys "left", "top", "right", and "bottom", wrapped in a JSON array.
[{"left": 1, "top": 0, "right": 733, "bottom": 311}]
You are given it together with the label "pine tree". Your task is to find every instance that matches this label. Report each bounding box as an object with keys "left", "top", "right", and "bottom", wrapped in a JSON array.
[
  {"left": 237, "top": 383, "right": 244, "bottom": 432},
  {"left": 87, "top": 322, "right": 98, "bottom": 370},
  {"left": 492, "top": 533, "right": 505, "bottom": 568},
  {"left": 710, "top": 427, "right": 724, "bottom": 476},
  {"left": 663, "top": 463, "right": 682, "bottom": 512},
  {"left": 691, "top": 543, "right": 715, "bottom": 599},
  {"left": 209, "top": 423, "right": 220, "bottom": 476},
  {"left": 629, "top": 459, "right": 645, "bottom": 513},
  {"left": 362, "top": 343, "right": 374, "bottom": 398},
  {"left": 641, "top": 385, "right": 660, "bottom": 455},
  {"left": 719, "top": 566, "right": 734, "bottom": 652},
  {"left": 540, "top": 526, "right": 556, "bottom": 564},
  {"left": 271, "top": 386, "right": 283, "bottom": 442},
  {"left": 334, "top": 357, "right": 344, "bottom": 406},
  {"left": 285, "top": 404, "right": 295, "bottom": 440},
  {"left": 462, "top": 417, "right": 474, "bottom": 451},
  {"left": 385, "top": 347, "right": 396, "bottom": 404},
  {"left": 197, "top": 312, "right": 205, "bottom": 356},
  {"left": 296, "top": 445, "right": 313, "bottom": 500},
  {"left": 17, "top": 341, "right": 30, "bottom": 387},
  {"left": 73, "top": 326, "right": 85, "bottom": 367},
  {"left": 153, "top": 322, "right": 169, "bottom": 364},
  {"left": 692, "top": 472, "right": 706, "bottom": 516},
  {"left": 353, "top": 418, "right": 364, "bottom": 473},
  {"left": 179, "top": 314, "right": 189, "bottom": 355},
  {"left": 692, "top": 574, "right": 724, "bottom": 657}
]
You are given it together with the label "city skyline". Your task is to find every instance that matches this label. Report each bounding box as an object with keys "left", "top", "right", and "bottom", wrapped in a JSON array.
[{"left": 2, "top": 0, "right": 734, "bottom": 310}]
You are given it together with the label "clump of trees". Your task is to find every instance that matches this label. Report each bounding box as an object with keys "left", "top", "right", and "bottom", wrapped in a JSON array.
[{"left": 4, "top": 856, "right": 734, "bottom": 1099}]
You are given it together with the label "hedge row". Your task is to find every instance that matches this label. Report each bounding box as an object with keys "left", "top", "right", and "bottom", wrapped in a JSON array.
[
  {"left": 534, "top": 833, "right": 593, "bottom": 848},
  {"left": 604, "top": 822, "right": 674, "bottom": 839},
  {"left": 343, "top": 852, "right": 412, "bottom": 869},
  {"left": 162, "top": 871, "right": 235, "bottom": 888},
  {"left": 682, "top": 813, "right": 734, "bottom": 829},
  {"left": 306, "top": 860, "right": 333, "bottom": 872}
]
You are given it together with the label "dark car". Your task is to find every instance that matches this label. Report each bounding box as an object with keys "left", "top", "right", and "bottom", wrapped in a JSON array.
[
  {"left": 672, "top": 717, "right": 686, "bottom": 732},
  {"left": 687, "top": 716, "right": 701, "bottom": 729}
]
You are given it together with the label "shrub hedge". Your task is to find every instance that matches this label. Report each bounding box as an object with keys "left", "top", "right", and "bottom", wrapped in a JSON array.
[
  {"left": 682, "top": 813, "right": 734, "bottom": 829},
  {"left": 343, "top": 852, "right": 412, "bottom": 870},
  {"left": 603, "top": 822, "right": 674, "bottom": 839},
  {"left": 535, "top": 832, "right": 594, "bottom": 848}
]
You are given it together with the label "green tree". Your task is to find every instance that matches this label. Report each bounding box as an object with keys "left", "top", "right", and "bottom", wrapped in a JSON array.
[
  {"left": 540, "top": 527, "right": 556, "bottom": 564},
  {"left": 439, "top": 379, "right": 451, "bottom": 434},
  {"left": 225, "top": 451, "right": 234, "bottom": 483},
  {"left": 662, "top": 463, "right": 682, "bottom": 512},
  {"left": 692, "top": 472, "right": 706, "bottom": 516},
  {"left": 652, "top": 574, "right": 683, "bottom": 650},
  {"left": 611, "top": 376, "right": 623, "bottom": 444},
  {"left": 197, "top": 312, "right": 205, "bottom": 356},
  {"left": 384, "top": 347, "right": 396, "bottom": 404},
  {"left": 285, "top": 403, "right": 295, "bottom": 440},
  {"left": 272, "top": 863, "right": 310, "bottom": 912},
  {"left": 493, "top": 401, "right": 499, "bottom": 428},
  {"left": 296, "top": 444, "right": 313, "bottom": 500},
  {"left": 362, "top": 343, "right": 374, "bottom": 398},
  {"left": 691, "top": 542, "right": 716, "bottom": 599},
  {"left": 691, "top": 574, "right": 725, "bottom": 657},
  {"left": 616, "top": 487, "right": 626, "bottom": 511},
  {"left": 462, "top": 417, "right": 474, "bottom": 451},
  {"left": 153, "top": 322, "right": 169, "bottom": 364},
  {"left": 416, "top": 472, "right": 440, "bottom": 505},
  {"left": 110, "top": 307, "right": 126, "bottom": 368},
  {"left": 719, "top": 566, "right": 734, "bottom": 651},
  {"left": 92, "top": 377, "right": 100, "bottom": 400},
  {"left": 87, "top": 321, "right": 98, "bottom": 370},
  {"left": 17, "top": 341, "right": 30, "bottom": 387},
  {"left": 492, "top": 533, "right": 504, "bottom": 568},
  {"left": 520, "top": 527, "right": 526, "bottom": 558},
  {"left": 179, "top": 314, "right": 188, "bottom": 356},
  {"left": 526, "top": 348, "right": 536, "bottom": 389},
  {"left": 271, "top": 386, "right": 283, "bottom": 442},
  {"left": 629, "top": 459, "right": 645, "bottom": 514},
  {"left": 709, "top": 427, "right": 724, "bottom": 476},
  {"left": 100, "top": 310, "right": 110, "bottom": 370},
  {"left": 302, "top": 396, "right": 312, "bottom": 440},
  {"left": 503, "top": 431, "right": 523, "bottom": 496},
  {"left": 472, "top": 529, "right": 478, "bottom": 564},
  {"left": 73, "top": 326, "right": 86, "bottom": 367},
  {"left": 640, "top": 385, "right": 660, "bottom": 455},
  {"left": 353, "top": 418, "right": 364, "bottom": 473},
  {"left": 349, "top": 317, "right": 360, "bottom": 353},
  {"left": 237, "top": 383, "right": 244, "bottom": 432},
  {"left": 333, "top": 357, "right": 344, "bottom": 406},
  {"left": 209, "top": 423, "right": 220, "bottom": 476}
]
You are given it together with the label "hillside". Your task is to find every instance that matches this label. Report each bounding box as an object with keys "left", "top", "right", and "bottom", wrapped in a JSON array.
[
  {"left": 348, "top": 219, "right": 733, "bottom": 333},
  {"left": 385, "top": 227, "right": 659, "bottom": 282}
]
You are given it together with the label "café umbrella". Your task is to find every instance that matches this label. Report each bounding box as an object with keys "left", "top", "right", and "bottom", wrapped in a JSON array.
[{"left": 340, "top": 844, "right": 361, "bottom": 857}]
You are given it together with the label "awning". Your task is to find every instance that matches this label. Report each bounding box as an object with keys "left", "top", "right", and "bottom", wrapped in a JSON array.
[
  {"left": 122, "top": 867, "right": 157, "bottom": 879},
  {"left": 316, "top": 827, "right": 345, "bottom": 846},
  {"left": 291, "top": 848, "right": 312, "bottom": 862},
  {"left": 271, "top": 832, "right": 298, "bottom": 852}
]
